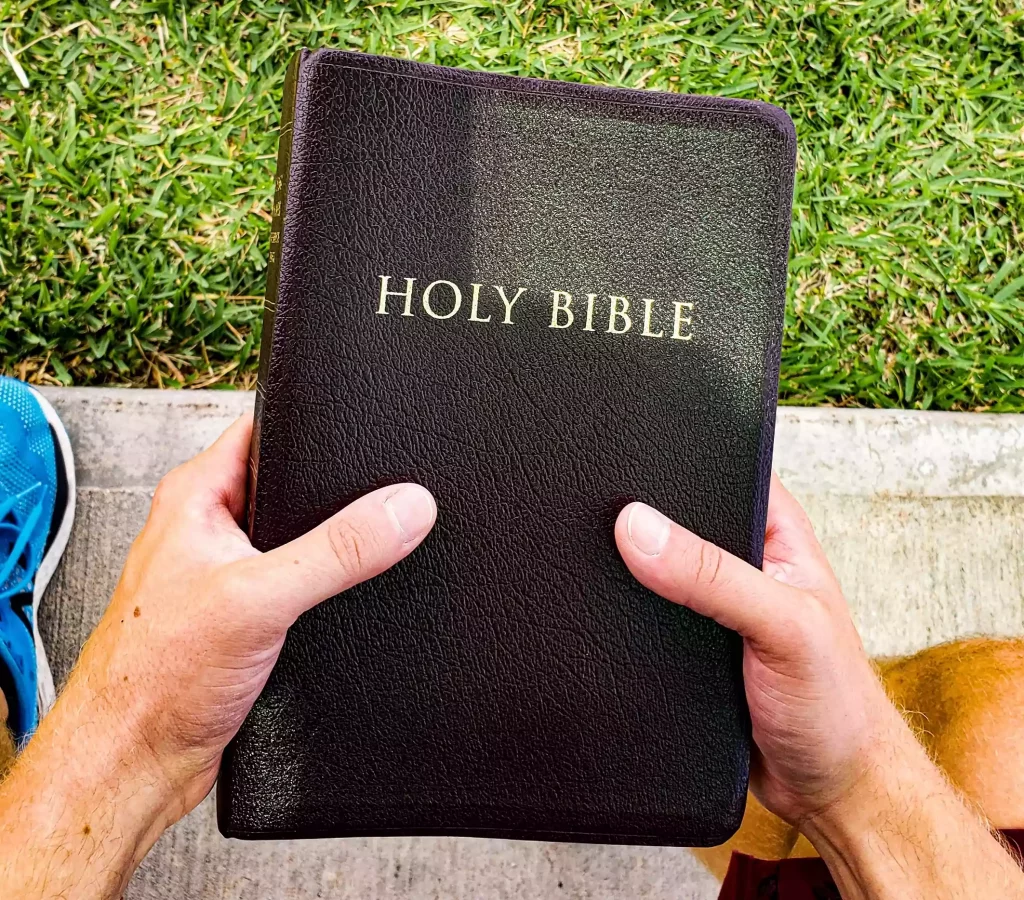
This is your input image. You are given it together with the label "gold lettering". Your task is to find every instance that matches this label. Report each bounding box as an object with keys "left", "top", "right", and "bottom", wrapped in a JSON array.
[
  {"left": 468, "top": 283, "right": 491, "bottom": 323},
  {"left": 496, "top": 286, "right": 526, "bottom": 325},
  {"left": 672, "top": 301, "right": 694, "bottom": 340},
  {"left": 550, "top": 291, "right": 573, "bottom": 329},
  {"left": 607, "top": 296, "right": 631, "bottom": 334},
  {"left": 422, "top": 280, "right": 463, "bottom": 320},
  {"left": 376, "top": 275, "right": 691, "bottom": 343},
  {"left": 378, "top": 275, "right": 416, "bottom": 317},
  {"left": 641, "top": 299, "right": 664, "bottom": 338}
]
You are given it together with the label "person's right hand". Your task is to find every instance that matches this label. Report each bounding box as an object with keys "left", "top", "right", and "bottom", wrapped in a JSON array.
[
  {"left": 615, "top": 475, "right": 902, "bottom": 828},
  {"left": 616, "top": 478, "right": 1024, "bottom": 899}
]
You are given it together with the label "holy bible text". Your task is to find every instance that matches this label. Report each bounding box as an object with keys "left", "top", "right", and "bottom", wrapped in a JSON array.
[{"left": 376, "top": 275, "right": 695, "bottom": 341}]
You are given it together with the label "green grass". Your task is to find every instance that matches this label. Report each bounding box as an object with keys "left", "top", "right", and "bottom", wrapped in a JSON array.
[{"left": 2, "top": 1, "right": 1023, "bottom": 408}]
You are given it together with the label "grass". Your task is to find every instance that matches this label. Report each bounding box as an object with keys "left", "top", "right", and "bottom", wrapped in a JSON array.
[{"left": 1, "top": 1, "right": 1023, "bottom": 408}]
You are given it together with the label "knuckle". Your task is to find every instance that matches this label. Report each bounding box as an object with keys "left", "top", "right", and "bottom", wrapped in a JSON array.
[
  {"left": 326, "top": 517, "right": 380, "bottom": 580},
  {"left": 152, "top": 466, "right": 189, "bottom": 511},
  {"left": 692, "top": 541, "right": 725, "bottom": 589},
  {"left": 150, "top": 479, "right": 172, "bottom": 512}
]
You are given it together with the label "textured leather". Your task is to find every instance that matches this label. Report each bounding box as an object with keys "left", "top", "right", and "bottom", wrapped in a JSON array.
[{"left": 218, "top": 49, "right": 796, "bottom": 847}]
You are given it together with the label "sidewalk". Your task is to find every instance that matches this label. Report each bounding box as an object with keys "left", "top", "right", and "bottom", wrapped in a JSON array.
[{"left": 38, "top": 387, "right": 1024, "bottom": 900}]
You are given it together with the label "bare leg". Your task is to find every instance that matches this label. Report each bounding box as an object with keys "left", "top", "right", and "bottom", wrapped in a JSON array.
[
  {"left": 881, "top": 637, "right": 1024, "bottom": 828},
  {"left": 695, "top": 638, "right": 1024, "bottom": 877},
  {"left": 0, "top": 691, "right": 14, "bottom": 779}
]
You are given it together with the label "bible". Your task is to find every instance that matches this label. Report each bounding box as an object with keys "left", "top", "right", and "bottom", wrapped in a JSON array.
[{"left": 217, "top": 48, "right": 796, "bottom": 846}]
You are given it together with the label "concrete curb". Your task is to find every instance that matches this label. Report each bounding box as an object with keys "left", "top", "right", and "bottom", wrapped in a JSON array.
[
  {"left": 39, "top": 386, "right": 1024, "bottom": 496},
  {"left": 775, "top": 406, "right": 1024, "bottom": 497}
]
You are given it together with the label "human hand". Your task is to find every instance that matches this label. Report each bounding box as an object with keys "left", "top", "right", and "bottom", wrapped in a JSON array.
[
  {"left": 82, "top": 413, "right": 437, "bottom": 817},
  {"left": 615, "top": 475, "right": 901, "bottom": 828},
  {"left": 616, "top": 476, "right": 1024, "bottom": 898},
  {"left": 0, "top": 414, "right": 436, "bottom": 898}
]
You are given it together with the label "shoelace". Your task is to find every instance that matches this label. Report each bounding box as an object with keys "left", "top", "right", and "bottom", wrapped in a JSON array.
[{"left": 0, "top": 482, "right": 44, "bottom": 601}]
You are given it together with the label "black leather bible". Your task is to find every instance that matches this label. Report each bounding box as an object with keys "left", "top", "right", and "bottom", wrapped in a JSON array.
[{"left": 217, "top": 48, "right": 796, "bottom": 846}]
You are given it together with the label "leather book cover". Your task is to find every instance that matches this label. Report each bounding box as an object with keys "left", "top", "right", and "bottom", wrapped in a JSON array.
[{"left": 217, "top": 48, "right": 796, "bottom": 846}]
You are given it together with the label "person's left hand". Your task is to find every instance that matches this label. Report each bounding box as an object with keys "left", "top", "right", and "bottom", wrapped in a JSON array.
[
  {"left": 0, "top": 414, "right": 436, "bottom": 898},
  {"left": 82, "top": 412, "right": 437, "bottom": 815}
]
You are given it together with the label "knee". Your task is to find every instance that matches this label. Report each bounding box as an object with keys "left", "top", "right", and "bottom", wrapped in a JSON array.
[{"left": 883, "top": 638, "right": 1024, "bottom": 827}]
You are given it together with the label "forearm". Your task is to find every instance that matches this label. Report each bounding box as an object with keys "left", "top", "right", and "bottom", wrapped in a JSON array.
[
  {"left": 803, "top": 709, "right": 1024, "bottom": 899},
  {"left": 0, "top": 675, "right": 175, "bottom": 899}
]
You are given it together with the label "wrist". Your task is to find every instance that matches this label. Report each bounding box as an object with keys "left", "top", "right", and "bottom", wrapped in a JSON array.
[
  {"left": 801, "top": 711, "right": 1023, "bottom": 899},
  {"left": 60, "top": 617, "right": 206, "bottom": 823},
  {"left": 16, "top": 671, "right": 180, "bottom": 847},
  {"left": 801, "top": 725, "right": 937, "bottom": 898},
  {"left": 0, "top": 677, "right": 179, "bottom": 898},
  {"left": 802, "top": 704, "right": 925, "bottom": 843}
]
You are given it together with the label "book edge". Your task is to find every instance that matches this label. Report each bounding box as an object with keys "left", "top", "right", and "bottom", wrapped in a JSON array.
[
  {"left": 245, "top": 47, "right": 307, "bottom": 543},
  {"left": 217, "top": 46, "right": 307, "bottom": 838},
  {"left": 301, "top": 47, "right": 798, "bottom": 134}
]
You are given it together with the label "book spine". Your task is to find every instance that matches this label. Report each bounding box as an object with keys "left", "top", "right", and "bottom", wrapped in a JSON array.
[
  {"left": 247, "top": 49, "right": 304, "bottom": 540},
  {"left": 219, "top": 49, "right": 305, "bottom": 838}
]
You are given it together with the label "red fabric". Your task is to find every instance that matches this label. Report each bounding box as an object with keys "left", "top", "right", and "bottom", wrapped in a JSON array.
[
  {"left": 1006, "top": 830, "right": 1024, "bottom": 859},
  {"left": 717, "top": 830, "right": 1024, "bottom": 899}
]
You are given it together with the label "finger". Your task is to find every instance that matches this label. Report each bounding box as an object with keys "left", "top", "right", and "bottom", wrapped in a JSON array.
[
  {"left": 187, "top": 413, "right": 254, "bottom": 522},
  {"left": 767, "top": 473, "right": 817, "bottom": 547},
  {"left": 149, "top": 414, "right": 253, "bottom": 528},
  {"left": 615, "top": 501, "right": 797, "bottom": 647},
  {"left": 764, "top": 473, "right": 835, "bottom": 591},
  {"left": 232, "top": 483, "right": 436, "bottom": 623},
  {"left": 768, "top": 471, "right": 804, "bottom": 523}
]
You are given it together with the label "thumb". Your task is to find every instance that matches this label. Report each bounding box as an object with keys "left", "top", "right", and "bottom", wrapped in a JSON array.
[
  {"left": 615, "top": 502, "right": 799, "bottom": 649},
  {"left": 232, "top": 483, "right": 436, "bottom": 624}
]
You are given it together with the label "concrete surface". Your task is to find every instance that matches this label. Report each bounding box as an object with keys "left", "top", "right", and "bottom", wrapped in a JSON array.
[{"left": 36, "top": 387, "right": 1024, "bottom": 900}]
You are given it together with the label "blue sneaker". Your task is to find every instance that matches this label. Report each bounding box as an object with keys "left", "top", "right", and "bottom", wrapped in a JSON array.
[{"left": 0, "top": 378, "right": 75, "bottom": 744}]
